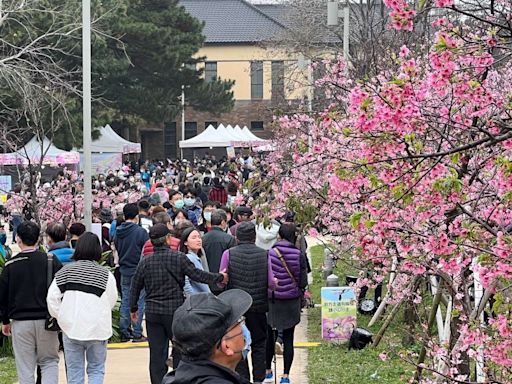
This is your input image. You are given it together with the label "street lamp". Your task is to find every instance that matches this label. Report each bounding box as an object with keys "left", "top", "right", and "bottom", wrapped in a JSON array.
[
  {"left": 82, "top": 0, "right": 92, "bottom": 230},
  {"left": 327, "top": 1, "right": 350, "bottom": 61}
]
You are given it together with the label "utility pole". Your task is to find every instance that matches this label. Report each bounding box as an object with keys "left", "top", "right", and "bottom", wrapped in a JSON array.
[
  {"left": 82, "top": 0, "right": 92, "bottom": 231},
  {"left": 181, "top": 85, "right": 185, "bottom": 159},
  {"left": 298, "top": 54, "right": 314, "bottom": 149},
  {"left": 327, "top": 0, "right": 350, "bottom": 61}
]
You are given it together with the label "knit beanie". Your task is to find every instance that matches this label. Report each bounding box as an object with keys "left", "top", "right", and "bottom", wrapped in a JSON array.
[{"left": 236, "top": 221, "right": 256, "bottom": 243}]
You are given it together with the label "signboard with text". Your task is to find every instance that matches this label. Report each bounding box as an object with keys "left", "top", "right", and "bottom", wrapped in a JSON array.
[
  {"left": 321, "top": 286, "right": 357, "bottom": 342},
  {"left": 226, "top": 146, "right": 235, "bottom": 159}
]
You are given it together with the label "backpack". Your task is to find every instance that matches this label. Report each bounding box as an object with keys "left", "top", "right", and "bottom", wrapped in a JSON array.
[{"left": 4, "top": 245, "right": 12, "bottom": 261}]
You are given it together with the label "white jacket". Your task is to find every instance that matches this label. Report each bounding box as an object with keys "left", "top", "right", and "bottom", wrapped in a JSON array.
[{"left": 47, "top": 260, "right": 118, "bottom": 341}]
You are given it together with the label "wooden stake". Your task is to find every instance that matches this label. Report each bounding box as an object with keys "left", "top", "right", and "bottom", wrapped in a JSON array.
[{"left": 414, "top": 281, "right": 444, "bottom": 382}]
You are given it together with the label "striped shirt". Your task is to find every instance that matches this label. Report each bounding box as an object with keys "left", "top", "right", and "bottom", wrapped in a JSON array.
[
  {"left": 47, "top": 260, "right": 118, "bottom": 341},
  {"left": 55, "top": 260, "right": 109, "bottom": 297}
]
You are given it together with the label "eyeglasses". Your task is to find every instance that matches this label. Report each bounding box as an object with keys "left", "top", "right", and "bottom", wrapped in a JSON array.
[
  {"left": 224, "top": 316, "right": 245, "bottom": 338},
  {"left": 216, "top": 316, "right": 245, "bottom": 349}
]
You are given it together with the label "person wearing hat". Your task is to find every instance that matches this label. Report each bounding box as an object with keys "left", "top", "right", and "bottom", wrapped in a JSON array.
[
  {"left": 129, "top": 223, "right": 228, "bottom": 384},
  {"left": 138, "top": 199, "right": 153, "bottom": 233},
  {"left": 229, "top": 206, "right": 253, "bottom": 237},
  {"left": 162, "top": 290, "right": 253, "bottom": 384},
  {"left": 219, "top": 221, "right": 276, "bottom": 384},
  {"left": 99, "top": 208, "right": 113, "bottom": 253}
]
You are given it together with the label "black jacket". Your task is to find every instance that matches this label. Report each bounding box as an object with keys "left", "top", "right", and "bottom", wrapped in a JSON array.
[
  {"left": 162, "top": 359, "right": 251, "bottom": 384},
  {"left": 227, "top": 243, "right": 268, "bottom": 313},
  {"left": 202, "top": 227, "right": 236, "bottom": 273},
  {"left": 114, "top": 222, "right": 149, "bottom": 276},
  {"left": 129, "top": 246, "right": 223, "bottom": 315},
  {"left": 0, "top": 250, "right": 62, "bottom": 324}
]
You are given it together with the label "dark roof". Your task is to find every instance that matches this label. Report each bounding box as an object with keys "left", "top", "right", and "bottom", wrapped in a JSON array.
[
  {"left": 180, "top": 0, "right": 287, "bottom": 44},
  {"left": 253, "top": 4, "right": 292, "bottom": 28}
]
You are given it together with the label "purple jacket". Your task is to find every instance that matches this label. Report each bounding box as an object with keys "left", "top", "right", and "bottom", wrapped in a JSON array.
[{"left": 268, "top": 240, "right": 301, "bottom": 300}]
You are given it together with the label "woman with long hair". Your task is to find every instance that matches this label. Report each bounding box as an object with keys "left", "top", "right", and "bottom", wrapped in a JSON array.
[
  {"left": 47, "top": 232, "right": 118, "bottom": 384},
  {"left": 264, "top": 224, "right": 308, "bottom": 384},
  {"left": 179, "top": 227, "right": 210, "bottom": 297}
]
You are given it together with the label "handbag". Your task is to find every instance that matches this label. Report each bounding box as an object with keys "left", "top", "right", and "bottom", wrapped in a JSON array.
[
  {"left": 273, "top": 247, "right": 298, "bottom": 285},
  {"left": 44, "top": 253, "right": 60, "bottom": 332},
  {"left": 273, "top": 247, "right": 313, "bottom": 309}
]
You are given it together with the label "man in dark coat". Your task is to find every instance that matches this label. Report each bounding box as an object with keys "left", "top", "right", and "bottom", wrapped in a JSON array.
[
  {"left": 219, "top": 222, "right": 275, "bottom": 384},
  {"left": 162, "top": 290, "right": 253, "bottom": 384},
  {"left": 202, "top": 210, "right": 236, "bottom": 294},
  {"left": 114, "top": 203, "right": 149, "bottom": 342}
]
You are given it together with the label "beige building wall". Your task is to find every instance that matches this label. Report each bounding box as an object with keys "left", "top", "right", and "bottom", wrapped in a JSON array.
[{"left": 195, "top": 45, "right": 309, "bottom": 100}]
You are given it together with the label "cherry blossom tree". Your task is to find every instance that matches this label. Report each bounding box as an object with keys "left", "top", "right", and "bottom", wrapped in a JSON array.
[{"left": 261, "top": 0, "right": 512, "bottom": 382}]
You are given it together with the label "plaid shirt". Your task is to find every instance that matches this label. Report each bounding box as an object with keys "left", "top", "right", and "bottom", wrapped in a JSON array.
[{"left": 130, "top": 246, "right": 223, "bottom": 315}]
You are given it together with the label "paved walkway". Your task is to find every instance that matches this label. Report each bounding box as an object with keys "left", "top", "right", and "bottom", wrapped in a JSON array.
[
  {"left": 54, "top": 311, "right": 310, "bottom": 384},
  {"left": 8, "top": 231, "right": 323, "bottom": 383}
]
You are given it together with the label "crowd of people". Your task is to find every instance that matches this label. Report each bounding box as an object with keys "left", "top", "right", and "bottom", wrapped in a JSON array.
[{"left": 0, "top": 154, "right": 311, "bottom": 384}]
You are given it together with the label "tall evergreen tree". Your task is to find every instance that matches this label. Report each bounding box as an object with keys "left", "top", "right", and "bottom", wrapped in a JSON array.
[
  {"left": 96, "top": 0, "right": 234, "bottom": 128},
  {"left": 1, "top": 0, "right": 234, "bottom": 150}
]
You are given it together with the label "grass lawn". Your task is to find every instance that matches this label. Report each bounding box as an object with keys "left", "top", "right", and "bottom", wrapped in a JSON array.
[
  {"left": 0, "top": 356, "right": 17, "bottom": 384},
  {"left": 307, "top": 245, "right": 415, "bottom": 383}
]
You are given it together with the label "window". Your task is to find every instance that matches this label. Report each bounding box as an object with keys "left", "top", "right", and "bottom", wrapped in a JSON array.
[
  {"left": 313, "top": 60, "right": 327, "bottom": 107},
  {"left": 251, "top": 61, "right": 263, "bottom": 99},
  {"left": 164, "top": 122, "right": 177, "bottom": 159},
  {"left": 205, "top": 121, "right": 217, "bottom": 129},
  {"left": 185, "top": 122, "right": 198, "bottom": 139},
  {"left": 204, "top": 62, "right": 217, "bottom": 83},
  {"left": 250, "top": 121, "right": 264, "bottom": 131},
  {"left": 271, "top": 61, "right": 285, "bottom": 100}
]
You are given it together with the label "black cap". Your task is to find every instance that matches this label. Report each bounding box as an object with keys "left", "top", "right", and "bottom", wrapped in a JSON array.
[
  {"left": 99, "top": 208, "right": 113, "bottom": 224},
  {"left": 235, "top": 206, "right": 253, "bottom": 217},
  {"left": 172, "top": 289, "right": 252, "bottom": 358},
  {"left": 149, "top": 223, "right": 170, "bottom": 239}
]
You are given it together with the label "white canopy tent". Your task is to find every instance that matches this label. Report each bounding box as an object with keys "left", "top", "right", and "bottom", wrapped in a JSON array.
[
  {"left": 180, "top": 124, "right": 270, "bottom": 148},
  {"left": 101, "top": 124, "right": 141, "bottom": 154},
  {"left": 231, "top": 126, "right": 269, "bottom": 147},
  {"left": 81, "top": 125, "right": 141, "bottom": 154},
  {"left": 0, "top": 136, "right": 80, "bottom": 166},
  {"left": 180, "top": 125, "right": 233, "bottom": 148}
]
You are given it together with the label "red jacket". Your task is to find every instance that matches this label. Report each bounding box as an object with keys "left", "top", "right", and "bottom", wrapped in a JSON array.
[
  {"left": 208, "top": 186, "right": 228, "bottom": 205},
  {"left": 142, "top": 237, "right": 180, "bottom": 257}
]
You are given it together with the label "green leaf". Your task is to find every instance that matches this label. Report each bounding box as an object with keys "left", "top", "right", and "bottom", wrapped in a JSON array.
[
  {"left": 450, "top": 153, "right": 460, "bottom": 164},
  {"left": 364, "top": 219, "right": 376, "bottom": 229},
  {"left": 390, "top": 79, "right": 406, "bottom": 87},
  {"left": 349, "top": 212, "right": 363, "bottom": 228}
]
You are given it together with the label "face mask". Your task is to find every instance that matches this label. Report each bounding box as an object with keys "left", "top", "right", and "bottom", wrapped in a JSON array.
[
  {"left": 174, "top": 199, "right": 185, "bottom": 209},
  {"left": 239, "top": 323, "right": 252, "bottom": 360},
  {"left": 184, "top": 197, "right": 195, "bottom": 207},
  {"left": 204, "top": 212, "right": 212, "bottom": 222}
]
